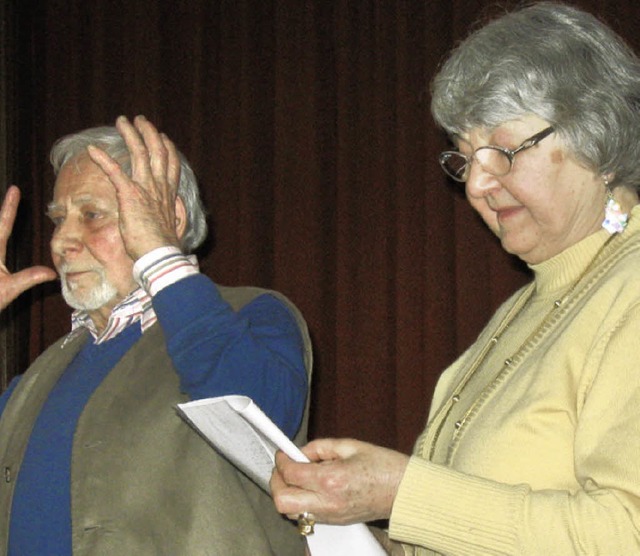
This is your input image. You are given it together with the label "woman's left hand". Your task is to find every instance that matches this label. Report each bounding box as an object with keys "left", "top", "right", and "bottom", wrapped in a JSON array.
[{"left": 270, "top": 438, "right": 410, "bottom": 525}]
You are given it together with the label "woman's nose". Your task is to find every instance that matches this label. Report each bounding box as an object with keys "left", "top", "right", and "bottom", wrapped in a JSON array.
[{"left": 465, "top": 163, "right": 502, "bottom": 198}]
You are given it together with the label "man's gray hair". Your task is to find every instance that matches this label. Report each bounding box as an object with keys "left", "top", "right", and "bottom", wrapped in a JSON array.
[{"left": 50, "top": 126, "right": 208, "bottom": 252}]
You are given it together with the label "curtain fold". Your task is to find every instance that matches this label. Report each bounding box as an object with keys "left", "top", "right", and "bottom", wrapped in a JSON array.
[{"left": 5, "top": 0, "right": 637, "bottom": 449}]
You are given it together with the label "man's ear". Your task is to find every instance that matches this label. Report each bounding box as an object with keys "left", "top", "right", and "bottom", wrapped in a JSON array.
[{"left": 175, "top": 196, "right": 188, "bottom": 240}]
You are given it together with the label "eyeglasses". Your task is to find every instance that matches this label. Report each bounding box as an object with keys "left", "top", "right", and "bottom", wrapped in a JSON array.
[{"left": 439, "top": 126, "right": 555, "bottom": 182}]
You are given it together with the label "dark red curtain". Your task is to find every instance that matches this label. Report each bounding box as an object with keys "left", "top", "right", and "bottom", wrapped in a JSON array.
[{"left": 3, "top": 0, "right": 639, "bottom": 453}]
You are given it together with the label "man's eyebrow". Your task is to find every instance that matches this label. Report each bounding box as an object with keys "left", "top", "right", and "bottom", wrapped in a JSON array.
[
  {"left": 46, "top": 202, "right": 62, "bottom": 214},
  {"left": 46, "top": 195, "right": 96, "bottom": 212}
]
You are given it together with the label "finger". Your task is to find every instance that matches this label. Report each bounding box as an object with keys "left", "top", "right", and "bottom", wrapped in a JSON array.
[
  {"left": 1, "top": 267, "right": 57, "bottom": 309},
  {"left": 301, "top": 438, "right": 358, "bottom": 462},
  {"left": 115, "top": 115, "right": 152, "bottom": 185},
  {"left": 300, "top": 439, "right": 334, "bottom": 462},
  {"left": 276, "top": 457, "right": 325, "bottom": 493},
  {"left": 269, "top": 466, "right": 288, "bottom": 496},
  {"left": 274, "top": 449, "right": 295, "bottom": 470},
  {"left": 0, "top": 186, "right": 20, "bottom": 262},
  {"left": 161, "top": 133, "right": 181, "bottom": 191},
  {"left": 270, "top": 470, "right": 319, "bottom": 518},
  {"left": 274, "top": 451, "right": 324, "bottom": 485},
  {"left": 271, "top": 458, "right": 347, "bottom": 522},
  {"left": 13, "top": 266, "right": 58, "bottom": 287},
  {"left": 133, "top": 115, "right": 169, "bottom": 185},
  {"left": 275, "top": 486, "right": 327, "bottom": 520},
  {"left": 86, "top": 145, "right": 133, "bottom": 196}
]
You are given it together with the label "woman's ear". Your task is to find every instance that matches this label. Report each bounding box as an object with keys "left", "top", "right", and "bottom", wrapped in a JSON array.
[
  {"left": 175, "top": 196, "right": 188, "bottom": 240},
  {"left": 603, "top": 172, "right": 616, "bottom": 186}
]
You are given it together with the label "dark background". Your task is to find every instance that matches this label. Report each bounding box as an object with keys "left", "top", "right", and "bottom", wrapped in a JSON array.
[{"left": 1, "top": 0, "right": 638, "bottom": 453}]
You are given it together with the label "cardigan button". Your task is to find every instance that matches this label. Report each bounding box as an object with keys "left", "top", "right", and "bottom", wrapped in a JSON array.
[
  {"left": 454, "top": 421, "right": 462, "bottom": 429},
  {"left": 4, "top": 467, "right": 11, "bottom": 483},
  {"left": 452, "top": 395, "right": 460, "bottom": 403}
]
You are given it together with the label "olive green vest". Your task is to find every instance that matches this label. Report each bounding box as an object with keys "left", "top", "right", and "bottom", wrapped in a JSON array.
[{"left": 0, "top": 285, "right": 312, "bottom": 555}]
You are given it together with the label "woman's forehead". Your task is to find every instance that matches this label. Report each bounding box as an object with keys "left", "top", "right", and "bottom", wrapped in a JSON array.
[{"left": 455, "top": 115, "right": 551, "bottom": 147}]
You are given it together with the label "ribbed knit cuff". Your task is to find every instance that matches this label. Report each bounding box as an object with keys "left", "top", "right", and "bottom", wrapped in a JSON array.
[{"left": 389, "top": 457, "right": 527, "bottom": 555}]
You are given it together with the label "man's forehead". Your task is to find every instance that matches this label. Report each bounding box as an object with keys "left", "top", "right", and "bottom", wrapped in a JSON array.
[
  {"left": 55, "top": 153, "right": 110, "bottom": 183},
  {"left": 51, "top": 158, "right": 114, "bottom": 205}
]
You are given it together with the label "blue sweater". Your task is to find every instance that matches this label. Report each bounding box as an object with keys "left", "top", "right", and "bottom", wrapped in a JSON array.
[{"left": 0, "top": 275, "right": 307, "bottom": 555}]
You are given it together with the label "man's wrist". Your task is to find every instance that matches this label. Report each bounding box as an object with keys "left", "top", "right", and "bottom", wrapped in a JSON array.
[{"left": 133, "top": 246, "right": 199, "bottom": 296}]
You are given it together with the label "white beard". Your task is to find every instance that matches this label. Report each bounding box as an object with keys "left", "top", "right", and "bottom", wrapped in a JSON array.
[{"left": 60, "top": 267, "right": 118, "bottom": 312}]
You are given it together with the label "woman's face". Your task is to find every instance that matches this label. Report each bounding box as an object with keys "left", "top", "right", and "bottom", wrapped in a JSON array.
[{"left": 460, "top": 115, "right": 605, "bottom": 264}]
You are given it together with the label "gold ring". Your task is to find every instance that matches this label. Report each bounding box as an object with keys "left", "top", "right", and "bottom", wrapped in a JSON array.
[{"left": 297, "top": 512, "right": 316, "bottom": 536}]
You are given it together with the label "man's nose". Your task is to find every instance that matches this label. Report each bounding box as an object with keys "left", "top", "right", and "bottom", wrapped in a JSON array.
[{"left": 50, "top": 218, "right": 82, "bottom": 258}]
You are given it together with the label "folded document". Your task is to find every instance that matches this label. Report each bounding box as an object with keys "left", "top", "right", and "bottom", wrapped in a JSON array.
[{"left": 177, "top": 395, "right": 386, "bottom": 556}]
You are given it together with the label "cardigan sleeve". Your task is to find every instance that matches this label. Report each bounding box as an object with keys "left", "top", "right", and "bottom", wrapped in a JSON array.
[
  {"left": 389, "top": 303, "right": 640, "bottom": 555},
  {"left": 151, "top": 274, "right": 308, "bottom": 440}
]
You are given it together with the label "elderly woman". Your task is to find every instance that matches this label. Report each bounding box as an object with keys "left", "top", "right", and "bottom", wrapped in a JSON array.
[{"left": 271, "top": 2, "right": 640, "bottom": 554}]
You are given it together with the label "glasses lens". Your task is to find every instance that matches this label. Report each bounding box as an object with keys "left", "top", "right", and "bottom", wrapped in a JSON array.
[
  {"left": 475, "top": 147, "right": 511, "bottom": 177},
  {"left": 439, "top": 152, "right": 468, "bottom": 181}
]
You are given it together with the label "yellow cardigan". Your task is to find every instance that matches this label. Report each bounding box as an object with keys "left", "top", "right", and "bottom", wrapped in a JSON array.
[{"left": 390, "top": 205, "right": 640, "bottom": 555}]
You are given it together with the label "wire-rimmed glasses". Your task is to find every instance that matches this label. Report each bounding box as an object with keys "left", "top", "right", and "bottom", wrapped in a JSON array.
[{"left": 439, "top": 126, "right": 555, "bottom": 182}]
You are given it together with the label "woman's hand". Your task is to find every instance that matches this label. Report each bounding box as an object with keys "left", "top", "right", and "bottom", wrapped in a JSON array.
[
  {"left": 0, "top": 186, "right": 56, "bottom": 311},
  {"left": 270, "top": 438, "right": 410, "bottom": 525}
]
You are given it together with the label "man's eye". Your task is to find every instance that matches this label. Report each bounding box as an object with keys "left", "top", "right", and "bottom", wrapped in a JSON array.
[
  {"left": 83, "top": 211, "right": 101, "bottom": 221},
  {"left": 47, "top": 213, "right": 64, "bottom": 226}
]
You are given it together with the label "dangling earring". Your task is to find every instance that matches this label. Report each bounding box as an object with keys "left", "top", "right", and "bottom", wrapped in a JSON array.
[{"left": 602, "top": 176, "right": 628, "bottom": 234}]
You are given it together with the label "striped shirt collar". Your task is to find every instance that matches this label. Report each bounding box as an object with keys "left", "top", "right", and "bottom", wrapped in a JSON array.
[
  {"left": 65, "top": 249, "right": 199, "bottom": 346},
  {"left": 69, "top": 287, "right": 157, "bottom": 345}
]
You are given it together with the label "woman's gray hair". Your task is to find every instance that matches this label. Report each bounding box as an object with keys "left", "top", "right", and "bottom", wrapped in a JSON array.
[
  {"left": 50, "top": 126, "right": 208, "bottom": 252},
  {"left": 431, "top": 2, "right": 640, "bottom": 189}
]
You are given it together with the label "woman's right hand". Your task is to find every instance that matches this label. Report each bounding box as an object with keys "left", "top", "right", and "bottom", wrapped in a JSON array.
[
  {"left": 270, "top": 438, "right": 410, "bottom": 525},
  {"left": 0, "top": 186, "right": 56, "bottom": 310}
]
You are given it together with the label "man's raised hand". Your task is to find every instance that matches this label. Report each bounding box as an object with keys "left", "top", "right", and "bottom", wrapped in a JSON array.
[
  {"left": 0, "top": 186, "right": 56, "bottom": 311},
  {"left": 86, "top": 115, "right": 186, "bottom": 261}
]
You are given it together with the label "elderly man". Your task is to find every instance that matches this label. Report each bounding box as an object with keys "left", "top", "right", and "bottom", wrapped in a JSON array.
[{"left": 0, "top": 116, "right": 309, "bottom": 555}]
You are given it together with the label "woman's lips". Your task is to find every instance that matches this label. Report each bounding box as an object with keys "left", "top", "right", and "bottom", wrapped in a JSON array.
[{"left": 495, "top": 206, "right": 523, "bottom": 223}]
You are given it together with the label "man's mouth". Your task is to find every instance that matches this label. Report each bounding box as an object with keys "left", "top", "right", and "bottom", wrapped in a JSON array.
[{"left": 60, "top": 268, "right": 96, "bottom": 284}]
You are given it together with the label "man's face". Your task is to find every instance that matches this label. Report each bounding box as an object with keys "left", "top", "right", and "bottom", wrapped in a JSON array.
[{"left": 48, "top": 154, "right": 137, "bottom": 327}]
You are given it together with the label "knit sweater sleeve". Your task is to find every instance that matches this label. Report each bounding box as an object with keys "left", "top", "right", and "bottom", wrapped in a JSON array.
[
  {"left": 389, "top": 303, "right": 640, "bottom": 555},
  {"left": 152, "top": 274, "right": 308, "bottom": 440}
]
